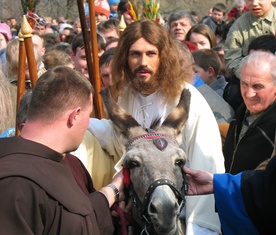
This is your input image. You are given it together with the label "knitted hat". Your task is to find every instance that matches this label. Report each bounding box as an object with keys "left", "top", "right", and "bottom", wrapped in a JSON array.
[
  {"left": 59, "top": 23, "right": 73, "bottom": 33},
  {"left": 0, "top": 23, "right": 12, "bottom": 41},
  {"left": 95, "top": 0, "right": 110, "bottom": 18},
  {"left": 108, "top": 0, "right": 120, "bottom": 6},
  {"left": 183, "top": 41, "right": 198, "bottom": 53}
]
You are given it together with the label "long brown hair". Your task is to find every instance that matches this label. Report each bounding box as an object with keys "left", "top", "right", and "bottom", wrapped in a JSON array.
[
  {"left": 186, "top": 23, "right": 217, "bottom": 49},
  {"left": 111, "top": 20, "right": 192, "bottom": 101}
]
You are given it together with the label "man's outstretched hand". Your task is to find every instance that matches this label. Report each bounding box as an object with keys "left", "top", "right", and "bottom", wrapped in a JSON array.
[{"left": 183, "top": 167, "right": 214, "bottom": 195}]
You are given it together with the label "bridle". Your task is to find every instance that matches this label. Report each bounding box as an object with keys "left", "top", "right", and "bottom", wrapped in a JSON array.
[
  {"left": 123, "top": 131, "right": 189, "bottom": 235},
  {"left": 127, "top": 177, "right": 187, "bottom": 235}
]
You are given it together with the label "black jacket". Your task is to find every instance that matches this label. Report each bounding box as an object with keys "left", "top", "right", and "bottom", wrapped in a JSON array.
[{"left": 224, "top": 102, "right": 276, "bottom": 174}]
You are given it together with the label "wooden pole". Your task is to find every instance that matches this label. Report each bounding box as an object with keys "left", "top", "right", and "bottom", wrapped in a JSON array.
[
  {"left": 15, "top": 30, "right": 27, "bottom": 136},
  {"left": 88, "top": 0, "right": 103, "bottom": 117},
  {"left": 21, "top": 15, "right": 38, "bottom": 88},
  {"left": 77, "top": 0, "right": 103, "bottom": 119}
]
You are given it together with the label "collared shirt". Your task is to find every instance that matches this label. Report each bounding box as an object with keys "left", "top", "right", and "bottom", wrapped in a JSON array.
[
  {"left": 224, "top": 7, "right": 276, "bottom": 79},
  {"left": 239, "top": 110, "right": 262, "bottom": 140}
]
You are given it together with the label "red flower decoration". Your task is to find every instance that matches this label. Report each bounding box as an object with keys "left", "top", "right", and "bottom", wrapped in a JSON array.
[{"left": 122, "top": 166, "right": 131, "bottom": 187}]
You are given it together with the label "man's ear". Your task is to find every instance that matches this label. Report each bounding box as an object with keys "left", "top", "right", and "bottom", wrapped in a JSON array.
[
  {"left": 67, "top": 107, "right": 81, "bottom": 128},
  {"left": 207, "top": 66, "right": 215, "bottom": 78},
  {"left": 19, "top": 123, "right": 25, "bottom": 131}
]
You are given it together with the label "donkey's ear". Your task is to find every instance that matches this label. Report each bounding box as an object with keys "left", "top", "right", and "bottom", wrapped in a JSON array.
[
  {"left": 100, "top": 88, "right": 144, "bottom": 139},
  {"left": 161, "top": 88, "right": 191, "bottom": 135}
]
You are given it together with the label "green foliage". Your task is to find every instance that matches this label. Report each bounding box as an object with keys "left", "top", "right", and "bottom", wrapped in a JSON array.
[
  {"left": 21, "top": 0, "right": 40, "bottom": 13},
  {"left": 142, "top": 0, "right": 159, "bottom": 21}
]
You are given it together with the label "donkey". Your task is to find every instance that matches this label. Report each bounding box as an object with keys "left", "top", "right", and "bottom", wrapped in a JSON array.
[{"left": 100, "top": 88, "right": 191, "bottom": 235}]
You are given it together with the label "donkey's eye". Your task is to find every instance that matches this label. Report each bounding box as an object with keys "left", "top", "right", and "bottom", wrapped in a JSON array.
[
  {"left": 126, "top": 160, "right": 140, "bottom": 169},
  {"left": 175, "top": 159, "right": 185, "bottom": 167}
]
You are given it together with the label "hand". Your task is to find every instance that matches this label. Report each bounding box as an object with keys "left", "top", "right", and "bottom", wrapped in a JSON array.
[
  {"left": 183, "top": 167, "right": 214, "bottom": 195},
  {"left": 99, "top": 170, "right": 125, "bottom": 207},
  {"left": 111, "top": 200, "right": 132, "bottom": 219},
  {"left": 112, "top": 170, "right": 124, "bottom": 199}
]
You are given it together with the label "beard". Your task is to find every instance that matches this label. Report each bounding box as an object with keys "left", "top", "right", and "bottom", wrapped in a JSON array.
[{"left": 128, "top": 66, "right": 160, "bottom": 95}]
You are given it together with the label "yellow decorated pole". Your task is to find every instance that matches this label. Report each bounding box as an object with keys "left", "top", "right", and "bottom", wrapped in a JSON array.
[
  {"left": 21, "top": 15, "right": 38, "bottom": 88},
  {"left": 15, "top": 15, "right": 37, "bottom": 136},
  {"left": 16, "top": 30, "right": 27, "bottom": 136},
  {"left": 119, "top": 15, "right": 127, "bottom": 36}
]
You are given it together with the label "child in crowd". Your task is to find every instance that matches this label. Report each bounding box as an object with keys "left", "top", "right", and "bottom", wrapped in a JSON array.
[
  {"left": 97, "top": 18, "right": 119, "bottom": 42},
  {"left": 203, "top": 3, "right": 228, "bottom": 33},
  {"left": 94, "top": 0, "right": 110, "bottom": 24},
  {"left": 224, "top": 0, "right": 276, "bottom": 79},
  {"left": 192, "top": 49, "right": 227, "bottom": 97},
  {"left": 108, "top": 0, "right": 120, "bottom": 18}
]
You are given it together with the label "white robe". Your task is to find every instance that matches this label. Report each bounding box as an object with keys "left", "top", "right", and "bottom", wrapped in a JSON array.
[{"left": 88, "top": 82, "right": 225, "bottom": 234}]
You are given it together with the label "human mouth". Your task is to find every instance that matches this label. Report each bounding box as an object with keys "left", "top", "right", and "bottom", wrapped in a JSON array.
[
  {"left": 137, "top": 70, "right": 151, "bottom": 77},
  {"left": 175, "top": 32, "right": 183, "bottom": 36},
  {"left": 252, "top": 8, "right": 261, "bottom": 14},
  {"left": 246, "top": 98, "right": 259, "bottom": 105},
  {"left": 135, "top": 67, "right": 153, "bottom": 77}
]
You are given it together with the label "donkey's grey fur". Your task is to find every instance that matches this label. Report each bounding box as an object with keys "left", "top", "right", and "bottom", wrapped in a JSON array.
[{"left": 100, "top": 88, "right": 191, "bottom": 235}]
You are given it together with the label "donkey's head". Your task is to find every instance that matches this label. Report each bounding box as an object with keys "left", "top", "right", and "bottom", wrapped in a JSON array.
[{"left": 101, "top": 88, "right": 191, "bottom": 235}]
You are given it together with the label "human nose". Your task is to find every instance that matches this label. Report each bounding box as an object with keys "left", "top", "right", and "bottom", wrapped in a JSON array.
[
  {"left": 251, "top": 0, "right": 259, "bottom": 6},
  {"left": 245, "top": 87, "right": 256, "bottom": 98},
  {"left": 197, "top": 43, "right": 203, "bottom": 49},
  {"left": 141, "top": 54, "right": 148, "bottom": 67}
]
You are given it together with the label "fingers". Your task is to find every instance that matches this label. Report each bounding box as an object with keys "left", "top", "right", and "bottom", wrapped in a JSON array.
[
  {"left": 111, "top": 200, "right": 126, "bottom": 217},
  {"left": 182, "top": 166, "right": 190, "bottom": 173},
  {"left": 112, "top": 170, "right": 125, "bottom": 193},
  {"left": 125, "top": 200, "right": 133, "bottom": 213},
  {"left": 183, "top": 166, "right": 196, "bottom": 176}
]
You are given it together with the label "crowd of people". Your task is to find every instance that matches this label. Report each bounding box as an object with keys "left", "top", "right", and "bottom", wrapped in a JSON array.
[{"left": 0, "top": 0, "right": 275, "bottom": 234}]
